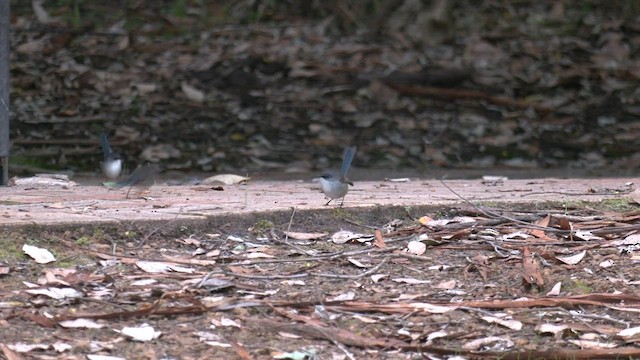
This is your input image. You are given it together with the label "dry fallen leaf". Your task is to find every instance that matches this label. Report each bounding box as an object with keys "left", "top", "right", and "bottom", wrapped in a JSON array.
[
  {"left": 406, "top": 240, "right": 426, "bottom": 255},
  {"left": 119, "top": 324, "right": 161, "bottom": 342},
  {"left": 546, "top": 282, "right": 562, "bottom": 296},
  {"left": 462, "top": 336, "right": 514, "bottom": 351},
  {"left": 59, "top": 319, "right": 104, "bottom": 329},
  {"left": 11, "top": 174, "right": 77, "bottom": 187},
  {"left": 522, "top": 247, "right": 544, "bottom": 287},
  {"left": 373, "top": 229, "right": 386, "bottom": 248},
  {"left": 529, "top": 214, "right": 555, "bottom": 240},
  {"left": 181, "top": 82, "right": 205, "bottom": 102},
  {"left": 201, "top": 174, "right": 250, "bottom": 185},
  {"left": 480, "top": 316, "right": 523, "bottom": 330},
  {"left": 330, "top": 230, "right": 373, "bottom": 244},
  {"left": 618, "top": 326, "right": 640, "bottom": 338},
  {"left": 283, "top": 231, "right": 327, "bottom": 240},
  {"left": 536, "top": 323, "right": 568, "bottom": 336},
  {"left": 347, "top": 258, "right": 369, "bottom": 268},
  {"left": 22, "top": 244, "right": 56, "bottom": 264},
  {"left": 392, "top": 277, "right": 430, "bottom": 284},
  {"left": 136, "top": 261, "right": 195, "bottom": 273},
  {"left": 556, "top": 250, "right": 586, "bottom": 265},
  {"left": 434, "top": 279, "right": 456, "bottom": 290}
]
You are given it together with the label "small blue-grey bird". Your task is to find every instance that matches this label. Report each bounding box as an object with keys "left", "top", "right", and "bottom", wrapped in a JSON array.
[
  {"left": 319, "top": 146, "right": 356, "bottom": 206},
  {"left": 100, "top": 133, "right": 123, "bottom": 180},
  {"left": 113, "top": 163, "right": 156, "bottom": 198}
]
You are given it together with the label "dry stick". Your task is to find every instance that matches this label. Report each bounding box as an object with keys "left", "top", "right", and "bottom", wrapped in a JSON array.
[
  {"left": 220, "top": 257, "right": 390, "bottom": 281},
  {"left": 390, "top": 84, "right": 552, "bottom": 113},
  {"left": 517, "top": 306, "right": 631, "bottom": 333},
  {"left": 312, "top": 257, "right": 389, "bottom": 279},
  {"left": 285, "top": 207, "right": 296, "bottom": 237},
  {"left": 274, "top": 207, "right": 317, "bottom": 256},
  {"left": 571, "top": 306, "right": 631, "bottom": 328},
  {"left": 137, "top": 207, "right": 185, "bottom": 248},
  {"left": 443, "top": 180, "right": 640, "bottom": 237},
  {"left": 439, "top": 180, "right": 573, "bottom": 234},
  {"left": 344, "top": 218, "right": 379, "bottom": 230},
  {"left": 224, "top": 246, "right": 396, "bottom": 267},
  {"left": 315, "top": 326, "right": 357, "bottom": 360},
  {"left": 221, "top": 271, "right": 309, "bottom": 280}
]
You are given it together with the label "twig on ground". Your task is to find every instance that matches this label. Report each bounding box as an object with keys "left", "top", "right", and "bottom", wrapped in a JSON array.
[{"left": 313, "top": 257, "right": 389, "bottom": 279}]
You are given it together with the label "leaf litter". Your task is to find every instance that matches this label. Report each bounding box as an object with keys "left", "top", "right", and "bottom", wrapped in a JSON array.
[
  {"left": 2, "top": 201, "right": 640, "bottom": 358},
  {"left": 7, "top": 1, "right": 640, "bottom": 176}
]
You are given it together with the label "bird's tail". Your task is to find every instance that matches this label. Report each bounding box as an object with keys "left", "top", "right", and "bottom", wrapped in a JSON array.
[
  {"left": 340, "top": 146, "right": 356, "bottom": 177},
  {"left": 100, "top": 133, "right": 112, "bottom": 156}
]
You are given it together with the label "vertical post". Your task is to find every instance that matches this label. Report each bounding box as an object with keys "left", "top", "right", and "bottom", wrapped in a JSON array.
[{"left": 0, "top": 0, "right": 9, "bottom": 184}]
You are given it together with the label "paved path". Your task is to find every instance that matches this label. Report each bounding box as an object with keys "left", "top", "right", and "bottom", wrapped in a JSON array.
[{"left": 0, "top": 177, "right": 636, "bottom": 226}]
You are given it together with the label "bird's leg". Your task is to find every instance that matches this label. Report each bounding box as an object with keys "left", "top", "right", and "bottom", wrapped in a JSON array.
[
  {"left": 339, "top": 196, "right": 345, "bottom": 207},
  {"left": 325, "top": 198, "right": 333, "bottom": 206},
  {"left": 126, "top": 186, "right": 132, "bottom": 199}
]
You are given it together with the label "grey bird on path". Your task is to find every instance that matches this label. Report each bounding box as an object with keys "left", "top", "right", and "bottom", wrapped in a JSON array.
[
  {"left": 318, "top": 146, "right": 356, "bottom": 207},
  {"left": 100, "top": 133, "right": 122, "bottom": 180},
  {"left": 113, "top": 163, "right": 156, "bottom": 198}
]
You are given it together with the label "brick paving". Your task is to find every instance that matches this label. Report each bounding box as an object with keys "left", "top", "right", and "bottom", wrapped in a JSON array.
[{"left": 0, "top": 177, "right": 636, "bottom": 226}]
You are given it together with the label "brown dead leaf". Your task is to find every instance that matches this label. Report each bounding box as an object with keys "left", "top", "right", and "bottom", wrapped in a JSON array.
[
  {"left": 529, "top": 214, "right": 554, "bottom": 240},
  {"left": 556, "top": 217, "right": 572, "bottom": 231},
  {"left": 522, "top": 247, "right": 544, "bottom": 287},
  {"left": 23, "top": 313, "right": 56, "bottom": 328},
  {"left": 0, "top": 343, "right": 22, "bottom": 360},
  {"left": 222, "top": 335, "right": 253, "bottom": 360},
  {"left": 374, "top": 229, "right": 386, "bottom": 248},
  {"left": 465, "top": 254, "right": 490, "bottom": 282}
]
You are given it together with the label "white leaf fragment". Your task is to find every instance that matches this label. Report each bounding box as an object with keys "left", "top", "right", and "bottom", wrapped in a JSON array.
[
  {"left": 347, "top": 258, "right": 369, "bottom": 268},
  {"left": 410, "top": 303, "right": 455, "bottom": 314},
  {"left": 136, "top": 261, "right": 195, "bottom": 273},
  {"left": 9, "top": 342, "right": 50, "bottom": 352},
  {"left": 59, "top": 318, "right": 104, "bottom": 329},
  {"left": 599, "top": 259, "right": 614, "bottom": 268},
  {"left": 406, "top": 241, "right": 426, "bottom": 255},
  {"left": 611, "top": 234, "right": 640, "bottom": 246},
  {"left": 546, "top": 282, "right": 562, "bottom": 296},
  {"left": 329, "top": 291, "right": 355, "bottom": 301},
  {"left": 330, "top": 230, "right": 373, "bottom": 244},
  {"left": 25, "top": 287, "right": 82, "bottom": 300},
  {"left": 618, "top": 326, "right": 640, "bottom": 337},
  {"left": 181, "top": 82, "right": 205, "bottom": 102},
  {"left": 119, "top": 324, "right": 161, "bottom": 342},
  {"left": 435, "top": 280, "right": 456, "bottom": 290},
  {"left": 556, "top": 250, "right": 586, "bottom": 265},
  {"left": 536, "top": 323, "right": 568, "bottom": 335},
  {"left": 574, "top": 230, "right": 603, "bottom": 241},
  {"left": 201, "top": 174, "right": 250, "bottom": 185},
  {"left": 462, "top": 336, "right": 514, "bottom": 351},
  {"left": 22, "top": 244, "right": 56, "bottom": 264},
  {"left": 281, "top": 280, "right": 305, "bottom": 286},
  {"left": 220, "top": 317, "right": 241, "bottom": 328},
  {"left": 87, "top": 355, "right": 127, "bottom": 360},
  {"left": 392, "top": 277, "right": 430, "bottom": 284},
  {"left": 283, "top": 231, "right": 327, "bottom": 240},
  {"left": 567, "top": 339, "right": 617, "bottom": 349},
  {"left": 481, "top": 315, "right": 523, "bottom": 330}
]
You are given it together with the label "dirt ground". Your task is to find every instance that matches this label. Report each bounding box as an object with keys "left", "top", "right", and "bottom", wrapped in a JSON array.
[{"left": 1, "top": 177, "right": 640, "bottom": 359}]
